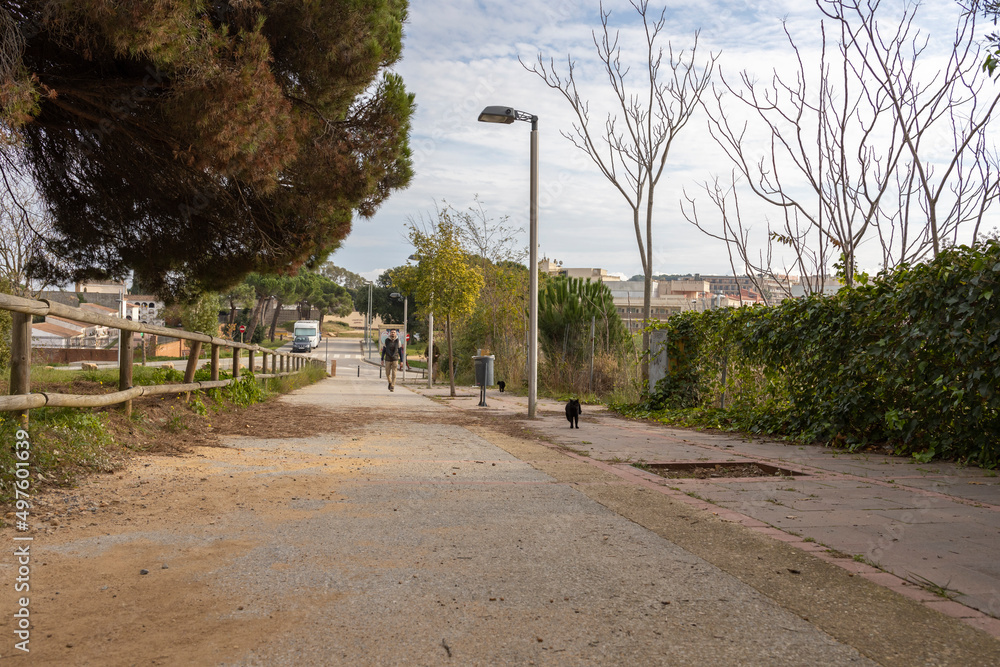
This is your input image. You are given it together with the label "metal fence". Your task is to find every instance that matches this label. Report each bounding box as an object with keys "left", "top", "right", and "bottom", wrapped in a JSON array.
[{"left": 1, "top": 292, "right": 322, "bottom": 417}]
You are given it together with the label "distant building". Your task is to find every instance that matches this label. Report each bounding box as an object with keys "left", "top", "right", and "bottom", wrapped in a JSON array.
[
  {"left": 539, "top": 258, "right": 621, "bottom": 282},
  {"left": 790, "top": 275, "right": 844, "bottom": 297},
  {"left": 74, "top": 279, "right": 126, "bottom": 296},
  {"left": 123, "top": 295, "right": 165, "bottom": 326},
  {"left": 609, "top": 279, "right": 736, "bottom": 332},
  {"left": 32, "top": 306, "right": 114, "bottom": 349},
  {"left": 692, "top": 273, "right": 802, "bottom": 303}
]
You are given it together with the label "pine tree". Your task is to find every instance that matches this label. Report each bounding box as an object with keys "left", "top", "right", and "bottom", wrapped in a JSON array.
[{"left": 0, "top": 0, "right": 414, "bottom": 301}]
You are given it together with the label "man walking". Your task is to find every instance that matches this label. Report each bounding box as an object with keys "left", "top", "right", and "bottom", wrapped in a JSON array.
[{"left": 380, "top": 329, "right": 404, "bottom": 392}]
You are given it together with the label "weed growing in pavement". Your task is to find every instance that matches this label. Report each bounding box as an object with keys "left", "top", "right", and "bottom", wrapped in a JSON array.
[
  {"left": 853, "top": 554, "right": 882, "bottom": 568},
  {"left": 905, "top": 572, "right": 963, "bottom": 600},
  {"left": 825, "top": 548, "right": 853, "bottom": 559},
  {"left": 803, "top": 537, "right": 816, "bottom": 543}
]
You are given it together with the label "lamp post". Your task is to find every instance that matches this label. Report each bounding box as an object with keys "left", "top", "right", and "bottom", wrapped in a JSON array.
[
  {"left": 389, "top": 292, "right": 408, "bottom": 369},
  {"left": 366, "top": 281, "right": 373, "bottom": 358},
  {"left": 478, "top": 105, "right": 539, "bottom": 418}
]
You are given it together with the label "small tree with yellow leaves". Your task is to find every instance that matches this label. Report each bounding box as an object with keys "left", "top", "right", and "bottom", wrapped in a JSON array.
[{"left": 393, "top": 211, "right": 483, "bottom": 397}]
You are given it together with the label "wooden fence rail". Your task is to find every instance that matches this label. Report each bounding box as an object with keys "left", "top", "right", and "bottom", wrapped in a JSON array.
[{"left": 1, "top": 292, "right": 322, "bottom": 421}]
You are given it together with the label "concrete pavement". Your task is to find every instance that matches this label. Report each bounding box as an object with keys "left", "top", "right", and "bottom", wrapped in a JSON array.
[{"left": 403, "top": 378, "right": 1000, "bottom": 641}]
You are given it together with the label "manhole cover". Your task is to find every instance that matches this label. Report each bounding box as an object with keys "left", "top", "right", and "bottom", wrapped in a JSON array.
[{"left": 633, "top": 461, "right": 805, "bottom": 479}]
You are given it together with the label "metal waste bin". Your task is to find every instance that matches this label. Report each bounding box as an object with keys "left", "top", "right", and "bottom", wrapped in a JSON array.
[{"left": 472, "top": 355, "right": 494, "bottom": 387}]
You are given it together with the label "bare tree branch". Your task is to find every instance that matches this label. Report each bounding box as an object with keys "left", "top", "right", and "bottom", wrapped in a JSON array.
[
  {"left": 521, "top": 0, "right": 717, "bottom": 381},
  {"left": 692, "top": 0, "right": 999, "bottom": 289}
]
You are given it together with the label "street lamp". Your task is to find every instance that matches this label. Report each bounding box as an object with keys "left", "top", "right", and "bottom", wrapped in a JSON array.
[
  {"left": 478, "top": 105, "right": 539, "bottom": 418},
  {"left": 366, "top": 281, "right": 373, "bottom": 357},
  {"left": 389, "top": 292, "right": 408, "bottom": 369}
]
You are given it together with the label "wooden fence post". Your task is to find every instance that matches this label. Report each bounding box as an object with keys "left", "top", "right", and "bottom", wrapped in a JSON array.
[
  {"left": 183, "top": 340, "right": 202, "bottom": 403},
  {"left": 248, "top": 349, "right": 256, "bottom": 374},
  {"left": 184, "top": 341, "right": 202, "bottom": 383},
  {"left": 211, "top": 344, "right": 220, "bottom": 382},
  {"left": 119, "top": 329, "right": 134, "bottom": 417},
  {"left": 9, "top": 312, "right": 31, "bottom": 427},
  {"left": 233, "top": 346, "right": 241, "bottom": 378},
  {"left": 261, "top": 352, "right": 269, "bottom": 375}
]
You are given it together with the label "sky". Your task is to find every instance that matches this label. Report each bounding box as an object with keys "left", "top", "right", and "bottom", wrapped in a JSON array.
[{"left": 329, "top": 0, "right": 998, "bottom": 283}]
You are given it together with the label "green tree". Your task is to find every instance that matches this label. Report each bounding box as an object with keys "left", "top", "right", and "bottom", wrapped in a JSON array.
[
  {"left": 266, "top": 275, "right": 304, "bottom": 341},
  {"left": 179, "top": 292, "right": 222, "bottom": 336},
  {"left": 319, "top": 263, "right": 368, "bottom": 290},
  {"left": 394, "top": 212, "right": 483, "bottom": 396},
  {"left": 445, "top": 198, "right": 529, "bottom": 388},
  {"left": 298, "top": 271, "right": 353, "bottom": 321},
  {"left": 220, "top": 283, "right": 256, "bottom": 327},
  {"left": 537, "top": 276, "right": 631, "bottom": 392},
  {"left": 2, "top": 1, "right": 414, "bottom": 301}
]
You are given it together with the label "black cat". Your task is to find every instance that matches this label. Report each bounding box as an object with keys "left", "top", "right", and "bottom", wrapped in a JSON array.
[
  {"left": 497, "top": 380, "right": 506, "bottom": 392},
  {"left": 566, "top": 399, "right": 581, "bottom": 428}
]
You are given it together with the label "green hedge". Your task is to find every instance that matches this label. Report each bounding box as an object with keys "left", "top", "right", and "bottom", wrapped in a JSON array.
[{"left": 642, "top": 241, "right": 1000, "bottom": 465}]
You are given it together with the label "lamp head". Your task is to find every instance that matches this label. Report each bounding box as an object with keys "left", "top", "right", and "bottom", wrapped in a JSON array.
[{"left": 478, "top": 106, "right": 516, "bottom": 124}]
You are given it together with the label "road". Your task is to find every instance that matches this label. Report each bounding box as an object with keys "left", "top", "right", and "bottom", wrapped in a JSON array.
[{"left": 51, "top": 335, "right": 389, "bottom": 378}]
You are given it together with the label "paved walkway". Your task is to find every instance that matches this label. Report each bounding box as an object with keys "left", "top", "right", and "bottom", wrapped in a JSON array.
[
  {"left": 402, "top": 378, "right": 1000, "bottom": 640},
  {"left": 6, "top": 373, "right": 999, "bottom": 665}
]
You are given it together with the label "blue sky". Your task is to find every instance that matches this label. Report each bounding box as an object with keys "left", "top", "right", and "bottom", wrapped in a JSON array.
[{"left": 330, "top": 0, "right": 996, "bottom": 282}]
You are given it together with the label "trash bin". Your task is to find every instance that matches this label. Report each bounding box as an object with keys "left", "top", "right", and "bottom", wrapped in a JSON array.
[{"left": 472, "top": 355, "right": 494, "bottom": 387}]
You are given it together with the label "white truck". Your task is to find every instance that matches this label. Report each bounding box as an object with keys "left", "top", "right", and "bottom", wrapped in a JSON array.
[{"left": 292, "top": 319, "right": 321, "bottom": 350}]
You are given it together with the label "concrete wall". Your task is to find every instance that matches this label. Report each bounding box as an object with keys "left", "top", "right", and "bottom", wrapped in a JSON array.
[{"left": 648, "top": 330, "right": 669, "bottom": 392}]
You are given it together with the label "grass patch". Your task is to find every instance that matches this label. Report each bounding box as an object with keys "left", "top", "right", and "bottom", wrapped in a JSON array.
[{"left": 0, "top": 409, "right": 123, "bottom": 504}]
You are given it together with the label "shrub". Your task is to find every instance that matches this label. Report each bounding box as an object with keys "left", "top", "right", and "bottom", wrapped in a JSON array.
[{"left": 643, "top": 241, "right": 1000, "bottom": 465}]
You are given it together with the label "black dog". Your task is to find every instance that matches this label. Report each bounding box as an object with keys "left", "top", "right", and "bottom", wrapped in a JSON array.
[
  {"left": 497, "top": 380, "right": 506, "bottom": 393},
  {"left": 566, "top": 399, "right": 581, "bottom": 428}
]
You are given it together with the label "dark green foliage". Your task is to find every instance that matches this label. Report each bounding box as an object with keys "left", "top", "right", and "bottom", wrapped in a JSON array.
[
  {"left": 538, "top": 276, "right": 632, "bottom": 392},
  {"left": 539, "top": 277, "right": 629, "bottom": 357},
  {"left": 233, "top": 311, "right": 265, "bottom": 345},
  {"left": 642, "top": 242, "right": 1000, "bottom": 465},
  {"left": 2, "top": 1, "right": 414, "bottom": 300}
]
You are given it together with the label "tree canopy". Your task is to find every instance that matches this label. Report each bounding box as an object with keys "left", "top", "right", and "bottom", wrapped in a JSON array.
[{"left": 0, "top": 0, "right": 414, "bottom": 301}]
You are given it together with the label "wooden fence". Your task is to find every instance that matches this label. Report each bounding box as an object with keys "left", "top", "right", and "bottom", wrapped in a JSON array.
[{"left": 1, "top": 292, "right": 322, "bottom": 419}]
